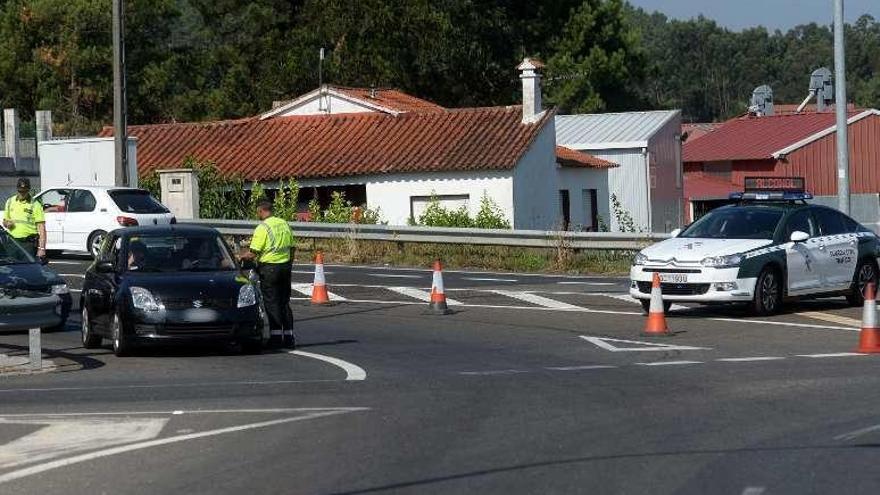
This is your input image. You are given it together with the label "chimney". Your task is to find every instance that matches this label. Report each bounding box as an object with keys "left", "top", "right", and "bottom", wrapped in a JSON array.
[{"left": 517, "top": 58, "right": 545, "bottom": 124}]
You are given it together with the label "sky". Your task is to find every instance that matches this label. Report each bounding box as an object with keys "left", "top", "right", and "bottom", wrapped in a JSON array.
[{"left": 627, "top": 0, "right": 880, "bottom": 32}]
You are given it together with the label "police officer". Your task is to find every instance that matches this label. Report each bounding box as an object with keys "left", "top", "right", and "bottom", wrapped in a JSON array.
[
  {"left": 2, "top": 178, "right": 46, "bottom": 260},
  {"left": 242, "top": 200, "right": 295, "bottom": 347}
]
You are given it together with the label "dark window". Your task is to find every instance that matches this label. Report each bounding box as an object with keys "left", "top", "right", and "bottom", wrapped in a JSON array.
[
  {"left": 67, "top": 190, "right": 97, "bottom": 213},
  {"left": 840, "top": 214, "right": 871, "bottom": 233},
  {"left": 559, "top": 190, "right": 571, "bottom": 230},
  {"left": 784, "top": 210, "right": 817, "bottom": 239},
  {"left": 814, "top": 208, "right": 848, "bottom": 235},
  {"left": 37, "top": 189, "right": 70, "bottom": 212},
  {"left": 109, "top": 190, "right": 169, "bottom": 214},
  {"left": 680, "top": 207, "right": 784, "bottom": 240}
]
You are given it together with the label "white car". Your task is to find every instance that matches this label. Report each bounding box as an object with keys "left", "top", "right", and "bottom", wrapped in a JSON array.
[{"left": 21, "top": 186, "right": 174, "bottom": 257}]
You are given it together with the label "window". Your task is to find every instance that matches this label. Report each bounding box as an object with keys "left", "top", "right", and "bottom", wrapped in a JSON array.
[
  {"left": 559, "top": 190, "right": 571, "bottom": 230},
  {"left": 814, "top": 208, "right": 848, "bottom": 236},
  {"left": 784, "top": 210, "right": 816, "bottom": 239},
  {"left": 37, "top": 189, "right": 70, "bottom": 213},
  {"left": 109, "top": 190, "right": 169, "bottom": 214},
  {"left": 67, "top": 190, "right": 97, "bottom": 213},
  {"left": 124, "top": 234, "right": 234, "bottom": 273},
  {"left": 841, "top": 214, "right": 871, "bottom": 233},
  {"left": 409, "top": 194, "right": 469, "bottom": 222},
  {"left": 680, "top": 207, "right": 784, "bottom": 240}
]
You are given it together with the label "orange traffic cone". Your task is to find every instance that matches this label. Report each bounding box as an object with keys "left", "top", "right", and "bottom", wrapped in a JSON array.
[
  {"left": 310, "top": 251, "right": 331, "bottom": 305},
  {"left": 429, "top": 259, "right": 451, "bottom": 314},
  {"left": 856, "top": 282, "right": 880, "bottom": 353},
  {"left": 643, "top": 272, "right": 671, "bottom": 336}
]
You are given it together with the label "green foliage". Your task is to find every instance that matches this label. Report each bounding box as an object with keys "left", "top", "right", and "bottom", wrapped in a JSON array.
[
  {"left": 610, "top": 194, "right": 637, "bottom": 233},
  {"left": 309, "top": 191, "right": 382, "bottom": 224},
  {"left": 473, "top": 192, "right": 511, "bottom": 229},
  {"left": 308, "top": 198, "right": 322, "bottom": 222},
  {"left": 247, "top": 182, "right": 266, "bottom": 219},
  {"left": 272, "top": 178, "right": 300, "bottom": 221},
  {"left": 140, "top": 172, "right": 160, "bottom": 198},
  {"left": 414, "top": 191, "right": 510, "bottom": 229}
]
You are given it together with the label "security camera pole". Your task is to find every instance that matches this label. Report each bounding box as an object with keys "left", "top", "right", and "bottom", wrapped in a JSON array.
[
  {"left": 834, "top": 0, "right": 850, "bottom": 214},
  {"left": 112, "top": 0, "right": 128, "bottom": 187}
]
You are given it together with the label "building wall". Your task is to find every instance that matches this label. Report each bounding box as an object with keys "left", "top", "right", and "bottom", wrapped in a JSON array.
[
  {"left": 557, "top": 167, "right": 611, "bottom": 230},
  {"left": 275, "top": 94, "right": 375, "bottom": 116},
  {"left": 512, "top": 119, "right": 562, "bottom": 230},
  {"left": 646, "top": 112, "right": 684, "bottom": 232},
  {"left": 364, "top": 171, "right": 514, "bottom": 226},
  {"left": 588, "top": 148, "right": 650, "bottom": 232}
]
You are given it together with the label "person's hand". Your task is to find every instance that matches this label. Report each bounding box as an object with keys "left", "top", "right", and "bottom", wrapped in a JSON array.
[
  {"left": 2, "top": 219, "right": 13, "bottom": 229},
  {"left": 37, "top": 247, "right": 46, "bottom": 258}
]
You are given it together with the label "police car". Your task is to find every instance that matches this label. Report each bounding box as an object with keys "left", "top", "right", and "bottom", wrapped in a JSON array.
[{"left": 630, "top": 177, "right": 880, "bottom": 315}]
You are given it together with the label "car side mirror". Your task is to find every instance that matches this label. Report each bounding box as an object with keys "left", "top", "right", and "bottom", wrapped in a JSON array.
[
  {"left": 95, "top": 261, "right": 116, "bottom": 273},
  {"left": 790, "top": 231, "right": 810, "bottom": 243},
  {"left": 669, "top": 228, "right": 681, "bottom": 238},
  {"left": 240, "top": 258, "right": 256, "bottom": 270}
]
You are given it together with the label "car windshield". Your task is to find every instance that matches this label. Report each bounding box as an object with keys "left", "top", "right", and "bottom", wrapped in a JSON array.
[
  {"left": 110, "top": 190, "right": 169, "bottom": 214},
  {"left": 125, "top": 234, "right": 235, "bottom": 273},
  {"left": 680, "top": 208, "right": 784, "bottom": 240},
  {"left": 0, "top": 231, "right": 35, "bottom": 265}
]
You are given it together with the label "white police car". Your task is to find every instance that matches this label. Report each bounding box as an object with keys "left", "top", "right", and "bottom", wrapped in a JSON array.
[{"left": 630, "top": 177, "right": 880, "bottom": 315}]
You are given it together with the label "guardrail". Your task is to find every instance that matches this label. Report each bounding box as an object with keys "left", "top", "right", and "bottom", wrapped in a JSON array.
[{"left": 181, "top": 219, "right": 669, "bottom": 250}]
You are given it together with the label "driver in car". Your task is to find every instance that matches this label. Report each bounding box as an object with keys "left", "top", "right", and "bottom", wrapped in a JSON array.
[
  {"left": 181, "top": 238, "right": 231, "bottom": 270},
  {"left": 128, "top": 240, "right": 147, "bottom": 271}
]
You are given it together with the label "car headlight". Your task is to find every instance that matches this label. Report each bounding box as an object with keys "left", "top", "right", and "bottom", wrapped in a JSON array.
[
  {"left": 238, "top": 285, "right": 257, "bottom": 308},
  {"left": 701, "top": 254, "right": 744, "bottom": 268},
  {"left": 51, "top": 284, "right": 69, "bottom": 295},
  {"left": 130, "top": 286, "right": 163, "bottom": 312},
  {"left": 633, "top": 253, "right": 648, "bottom": 266}
]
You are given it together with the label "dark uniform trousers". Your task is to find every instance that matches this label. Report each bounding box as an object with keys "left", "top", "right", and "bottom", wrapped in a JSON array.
[
  {"left": 14, "top": 235, "right": 39, "bottom": 258},
  {"left": 258, "top": 262, "right": 294, "bottom": 332}
]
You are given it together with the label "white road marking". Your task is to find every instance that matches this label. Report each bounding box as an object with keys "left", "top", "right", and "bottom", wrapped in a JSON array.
[
  {"left": 0, "top": 408, "right": 367, "bottom": 485},
  {"left": 557, "top": 281, "right": 616, "bottom": 286},
  {"left": 290, "top": 283, "right": 347, "bottom": 302},
  {"left": 290, "top": 350, "right": 366, "bottom": 381},
  {"left": 710, "top": 317, "right": 858, "bottom": 332},
  {"left": 48, "top": 261, "right": 86, "bottom": 265},
  {"left": 290, "top": 296, "right": 642, "bottom": 314},
  {"left": 598, "top": 292, "right": 689, "bottom": 311},
  {"left": 717, "top": 357, "right": 785, "bottom": 362},
  {"left": 636, "top": 361, "right": 702, "bottom": 366},
  {"left": 370, "top": 273, "right": 423, "bottom": 279},
  {"left": 463, "top": 277, "right": 518, "bottom": 282},
  {"left": 797, "top": 352, "right": 866, "bottom": 358},
  {"left": 741, "top": 487, "right": 766, "bottom": 495},
  {"left": 835, "top": 423, "right": 880, "bottom": 441},
  {"left": 0, "top": 378, "right": 347, "bottom": 394},
  {"left": 291, "top": 270, "right": 332, "bottom": 275},
  {"left": 70, "top": 289, "right": 81, "bottom": 293},
  {"left": 580, "top": 336, "right": 709, "bottom": 352},
  {"left": 459, "top": 369, "right": 528, "bottom": 375},
  {"left": 491, "top": 290, "right": 585, "bottom": 310},
  {"left": 798, "top": 311, "right": 861, "bottom": 327},
  {"left": 386, "top": 286, "right": 463, "bottom": 305},
  {"left": 58, "top": 273, "right": 85, "bottom": 278},
  {"left": 545, "top": 365, "right": 617, "bottom": 371},
  {"left": 0, "top": 417, "right": 168, "bottom": 469}
]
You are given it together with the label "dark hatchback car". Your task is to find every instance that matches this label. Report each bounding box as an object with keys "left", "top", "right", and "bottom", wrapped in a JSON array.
[
  {"left": 0, "top": 228, "right": 72, "bottom": 331},
  {"left": 80, "top": 226, "right": 268, "bottom": 356}
]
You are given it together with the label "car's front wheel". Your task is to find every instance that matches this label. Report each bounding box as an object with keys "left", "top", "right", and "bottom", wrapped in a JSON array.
[
  {"left": 847, "top": 259, "right": 878, "bottom": 306},
  {"left": 81, "top": 307, "right": 102, "bottom": 349},
  {"left": 752, "top": 266, "right": 782, "bottom": 315},
  {"left": 111, "top": 312, "right": 132, "bottom": 357}
]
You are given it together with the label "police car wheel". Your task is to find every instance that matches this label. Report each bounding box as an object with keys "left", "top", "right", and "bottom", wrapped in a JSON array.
[
  {"left": 753, "top": 267, "right": 781, "bottom": 315},
  {"left": 640, "top": 299, "right": 672, "bottom": 314},
  {"left": 846, "top": 259, "right": 878, "bottom": 307}
]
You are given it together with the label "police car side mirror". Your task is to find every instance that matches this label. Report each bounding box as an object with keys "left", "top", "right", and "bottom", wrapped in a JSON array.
[
  {"left": 790, "top": 231, "right": 810, "bottom": 243},
  {"left": 669, "top": 228, "right": 681, "bottom": 238}
]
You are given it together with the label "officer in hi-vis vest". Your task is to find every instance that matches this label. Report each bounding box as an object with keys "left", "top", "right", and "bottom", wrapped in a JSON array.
[
  {"left": 2, "top": 177, "right": 46, "bottom": 260},
  {"left": 241, "top": 200, "right": 295, "bottom": 347}
]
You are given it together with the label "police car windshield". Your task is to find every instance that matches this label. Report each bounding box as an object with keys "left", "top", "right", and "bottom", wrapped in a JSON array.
[{"left": 680, "top": 208, "right": 784, "bottom": 240}]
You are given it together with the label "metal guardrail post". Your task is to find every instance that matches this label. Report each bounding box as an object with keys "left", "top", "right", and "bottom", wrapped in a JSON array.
[{"left": 29, "top": 327, "right": 41, "bottom": 370}]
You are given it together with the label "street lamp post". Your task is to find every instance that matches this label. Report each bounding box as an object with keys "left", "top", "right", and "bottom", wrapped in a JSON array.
[
  {"left": 112, "top": 0, "right": 128, "bottom": 187},
  {"left": 834, "top": 0, "right": 850, "bottom": 214}
]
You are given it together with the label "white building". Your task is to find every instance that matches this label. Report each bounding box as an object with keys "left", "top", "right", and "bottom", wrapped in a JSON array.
[
  {"left": 105, "top": 60, "right": 617, "bottom": 230},
  {"left": 555, "top": 110, "right": 684, "bottom": 232}
]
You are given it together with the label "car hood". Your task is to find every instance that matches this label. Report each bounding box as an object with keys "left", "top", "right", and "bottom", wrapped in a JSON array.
[
  {"left": 123, "top": 271, "right": 250, "bottom": 299},
  {"left": 641, "top": 238, "right": 774, "bottom": 263},
  {"left": 0, "top": 263, "right": 65, "bottom": 291}
]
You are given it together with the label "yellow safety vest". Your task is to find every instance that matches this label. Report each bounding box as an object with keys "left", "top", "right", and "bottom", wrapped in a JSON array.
[
  {"left": 250, "top": 216, "right": 294, "bottom": 264},
  {"left": 3, "top": 195, "right": 44, "bottom": 239}
]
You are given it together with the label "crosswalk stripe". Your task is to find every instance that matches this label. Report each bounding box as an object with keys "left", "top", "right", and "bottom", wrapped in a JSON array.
[
  {"left": 386, "top": 286, "right": 463, "bottom": 305},
  {"left": 490, "top": 290, "right": 584, "bottom": 310},
  {"left": 290, "top": 283, "right": 347, "bottom": 302},
  {"left": 797, "top": 311, "right": 861, "bottom": 328}
]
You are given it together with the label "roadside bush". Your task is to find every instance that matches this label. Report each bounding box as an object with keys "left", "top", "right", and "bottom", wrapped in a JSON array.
[
  {"left": 308, "top": 191, "right": 382, "bottom": 224},
  {"left": 415, "top": 191, "right": 510, "bottom": 229}
]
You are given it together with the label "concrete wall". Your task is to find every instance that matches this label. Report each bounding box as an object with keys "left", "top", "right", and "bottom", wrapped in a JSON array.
[
  {"left": 512, "top": 119, "right": 562, "bottom": 230},
  {"left": 364, "top": 171, "right": 514, "bottom": 226},
  {"left": 557, "top": 167, "right": 611, "bottom": 231},
  {"left": 646, "top": 112, "right": 684, "bottom": 233}
]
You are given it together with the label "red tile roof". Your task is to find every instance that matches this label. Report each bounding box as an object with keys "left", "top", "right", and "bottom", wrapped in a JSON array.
[
  {"left": 100, "top": 107, "right": 554, "bottom": 180},
  {"left": 555, "top": 146, "right": 617, "bottom": 169},
  {"left": 331, "top": 86, "right": 445, "bottom": 113},
  {"left": 683, "top": 112, "right": 858, "bottom": 163},
  {"left": 681, "top": 122, "right": 722, "bottom": 142},
  {"left": 684, "top": 172, "right": 739, "bottom": 200}
]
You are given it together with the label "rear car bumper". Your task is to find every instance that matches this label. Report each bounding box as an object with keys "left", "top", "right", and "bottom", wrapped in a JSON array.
[{"left": 629, "top": 265, "right": 758, "bottom": 303}]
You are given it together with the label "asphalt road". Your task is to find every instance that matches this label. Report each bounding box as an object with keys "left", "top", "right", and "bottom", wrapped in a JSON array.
[{"left": 2, "top": 259, "right": 880, "bottom": 494}]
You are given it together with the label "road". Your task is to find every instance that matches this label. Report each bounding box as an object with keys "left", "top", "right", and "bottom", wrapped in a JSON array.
[{"left": 1, "top": 258, "right": 880, "bottom": 494}]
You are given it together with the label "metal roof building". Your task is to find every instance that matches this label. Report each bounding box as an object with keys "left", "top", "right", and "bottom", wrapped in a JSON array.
[{"left": 555, "top": 110, "right": 683, "bottom": 233}]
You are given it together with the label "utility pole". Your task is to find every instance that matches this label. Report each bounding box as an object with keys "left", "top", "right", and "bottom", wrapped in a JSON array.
[
  {"left": 834, "top": 0, "right": 850, "bottom": 214},
  {"left": 112, "top": 0, "right": 128, "bottom": 187}
]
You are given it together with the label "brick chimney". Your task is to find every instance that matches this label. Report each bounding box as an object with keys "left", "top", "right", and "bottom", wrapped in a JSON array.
[{"left": 517, "top": 58, "right": 545, "bottom": 124}]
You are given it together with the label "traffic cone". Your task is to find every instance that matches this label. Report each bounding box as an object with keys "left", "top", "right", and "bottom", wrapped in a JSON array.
[
  {"left": 856, "top": 282, "right": 880, "bottom": 353},
  {"left": 310, "top": 251, "right": 331, "bottom": 305},
  {"left": 429, "top": 259, "right": 452, "bottom": 315},
  {"left": 642, "top": 272, "right": 671, "bottom": 336}
]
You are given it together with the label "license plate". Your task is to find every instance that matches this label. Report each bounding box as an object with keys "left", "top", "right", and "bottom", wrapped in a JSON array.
[{"left": 658, "top": 273, "right": 688, "bottom": 284}]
